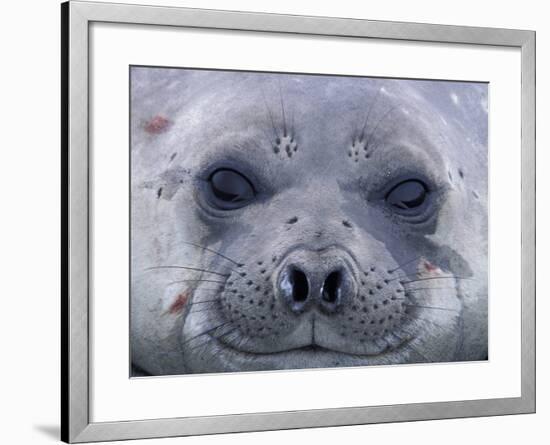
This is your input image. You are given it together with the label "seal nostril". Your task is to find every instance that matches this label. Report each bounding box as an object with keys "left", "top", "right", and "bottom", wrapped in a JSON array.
[
  {"left": 290, "top": 268, "right": 309, "bottom": 302},
  {"left": 322, "top": 271, "right": 341, "bottom": 304}
]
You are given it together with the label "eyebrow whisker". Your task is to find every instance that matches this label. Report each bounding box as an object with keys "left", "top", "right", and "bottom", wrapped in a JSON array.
[
  {"left": 364, "top": 105, "right": 398, "bottom": 151},
  {"left": 260, "top": 87, "right": 279, "bottom": 140},
  {"left": 278, "top": 79, "right": 287, "bottom": 137},
  {"left": 359, "top": 85, "right": 383, "bottom": 141}
]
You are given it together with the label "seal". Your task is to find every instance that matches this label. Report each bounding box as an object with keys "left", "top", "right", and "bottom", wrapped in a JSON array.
[{"left": 130, "top": 67, "right": 488, "bottom": 375}]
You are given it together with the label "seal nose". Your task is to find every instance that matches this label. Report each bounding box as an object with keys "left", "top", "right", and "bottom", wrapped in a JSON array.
[
  {"left": 278, "top": 264, "right": 351, "bottom": 314},
  {"left": 320, "top": 270, "right": 344, "bottom": 313},
  {"left": 279, "top": 266, "right": 310, "bottom": 313}
]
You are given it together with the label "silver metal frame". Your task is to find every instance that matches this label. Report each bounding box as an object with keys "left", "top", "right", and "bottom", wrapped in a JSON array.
[{"left": 61, "top": 1, "right": 535, "bottom": 442}]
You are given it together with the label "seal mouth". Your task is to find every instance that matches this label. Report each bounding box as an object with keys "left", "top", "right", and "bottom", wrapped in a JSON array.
[
  {"left": 222, "top": 343, "right": 340, "bottom": 356},
  {"left": 208, "top": 328, "right": 416, "bottom": 359}
]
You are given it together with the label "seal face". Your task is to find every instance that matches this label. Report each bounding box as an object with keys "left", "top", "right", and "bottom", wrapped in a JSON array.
[{"left": 130, "top": 67, "right": 488, "bottom": 375}]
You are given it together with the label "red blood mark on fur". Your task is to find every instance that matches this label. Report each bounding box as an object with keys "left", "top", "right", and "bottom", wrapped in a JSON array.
[
  {"left": 423, "top": 261, "right": 439, "bottom": 273},
  {"left": 144, "top": 114, "right": 172, "bottom": 134},
  {"left": 168, "top": 291, "right": 190, "bottom": 315}
]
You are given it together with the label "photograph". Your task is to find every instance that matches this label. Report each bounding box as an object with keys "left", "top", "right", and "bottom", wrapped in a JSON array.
[
  {"left": 0, "top": 0, "right": 540, "bottom": 442},
  {"left": 129, "top": 67, "right": 489, "bottom": 376}
]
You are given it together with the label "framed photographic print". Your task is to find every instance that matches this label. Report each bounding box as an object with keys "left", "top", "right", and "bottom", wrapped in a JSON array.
[{"left": 61, "top": 1, "right": 535, "bottom": 442}]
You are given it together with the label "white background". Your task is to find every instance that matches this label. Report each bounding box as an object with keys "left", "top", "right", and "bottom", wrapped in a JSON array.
[{"left": 0, "top": 0, "right": 546, "bottom": 444}]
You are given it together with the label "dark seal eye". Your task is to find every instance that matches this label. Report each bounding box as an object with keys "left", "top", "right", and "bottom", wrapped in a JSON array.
[
  {"left": 386, "top": 180, "right": 428, "bottom": 210},
  {"left": 208, "top": 169, "right": 255, "bottom": 209}
]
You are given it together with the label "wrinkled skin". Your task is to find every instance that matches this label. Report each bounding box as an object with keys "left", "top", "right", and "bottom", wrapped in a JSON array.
[{"left": 130, "top": 68, "right": 488, "bottom": 375}]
